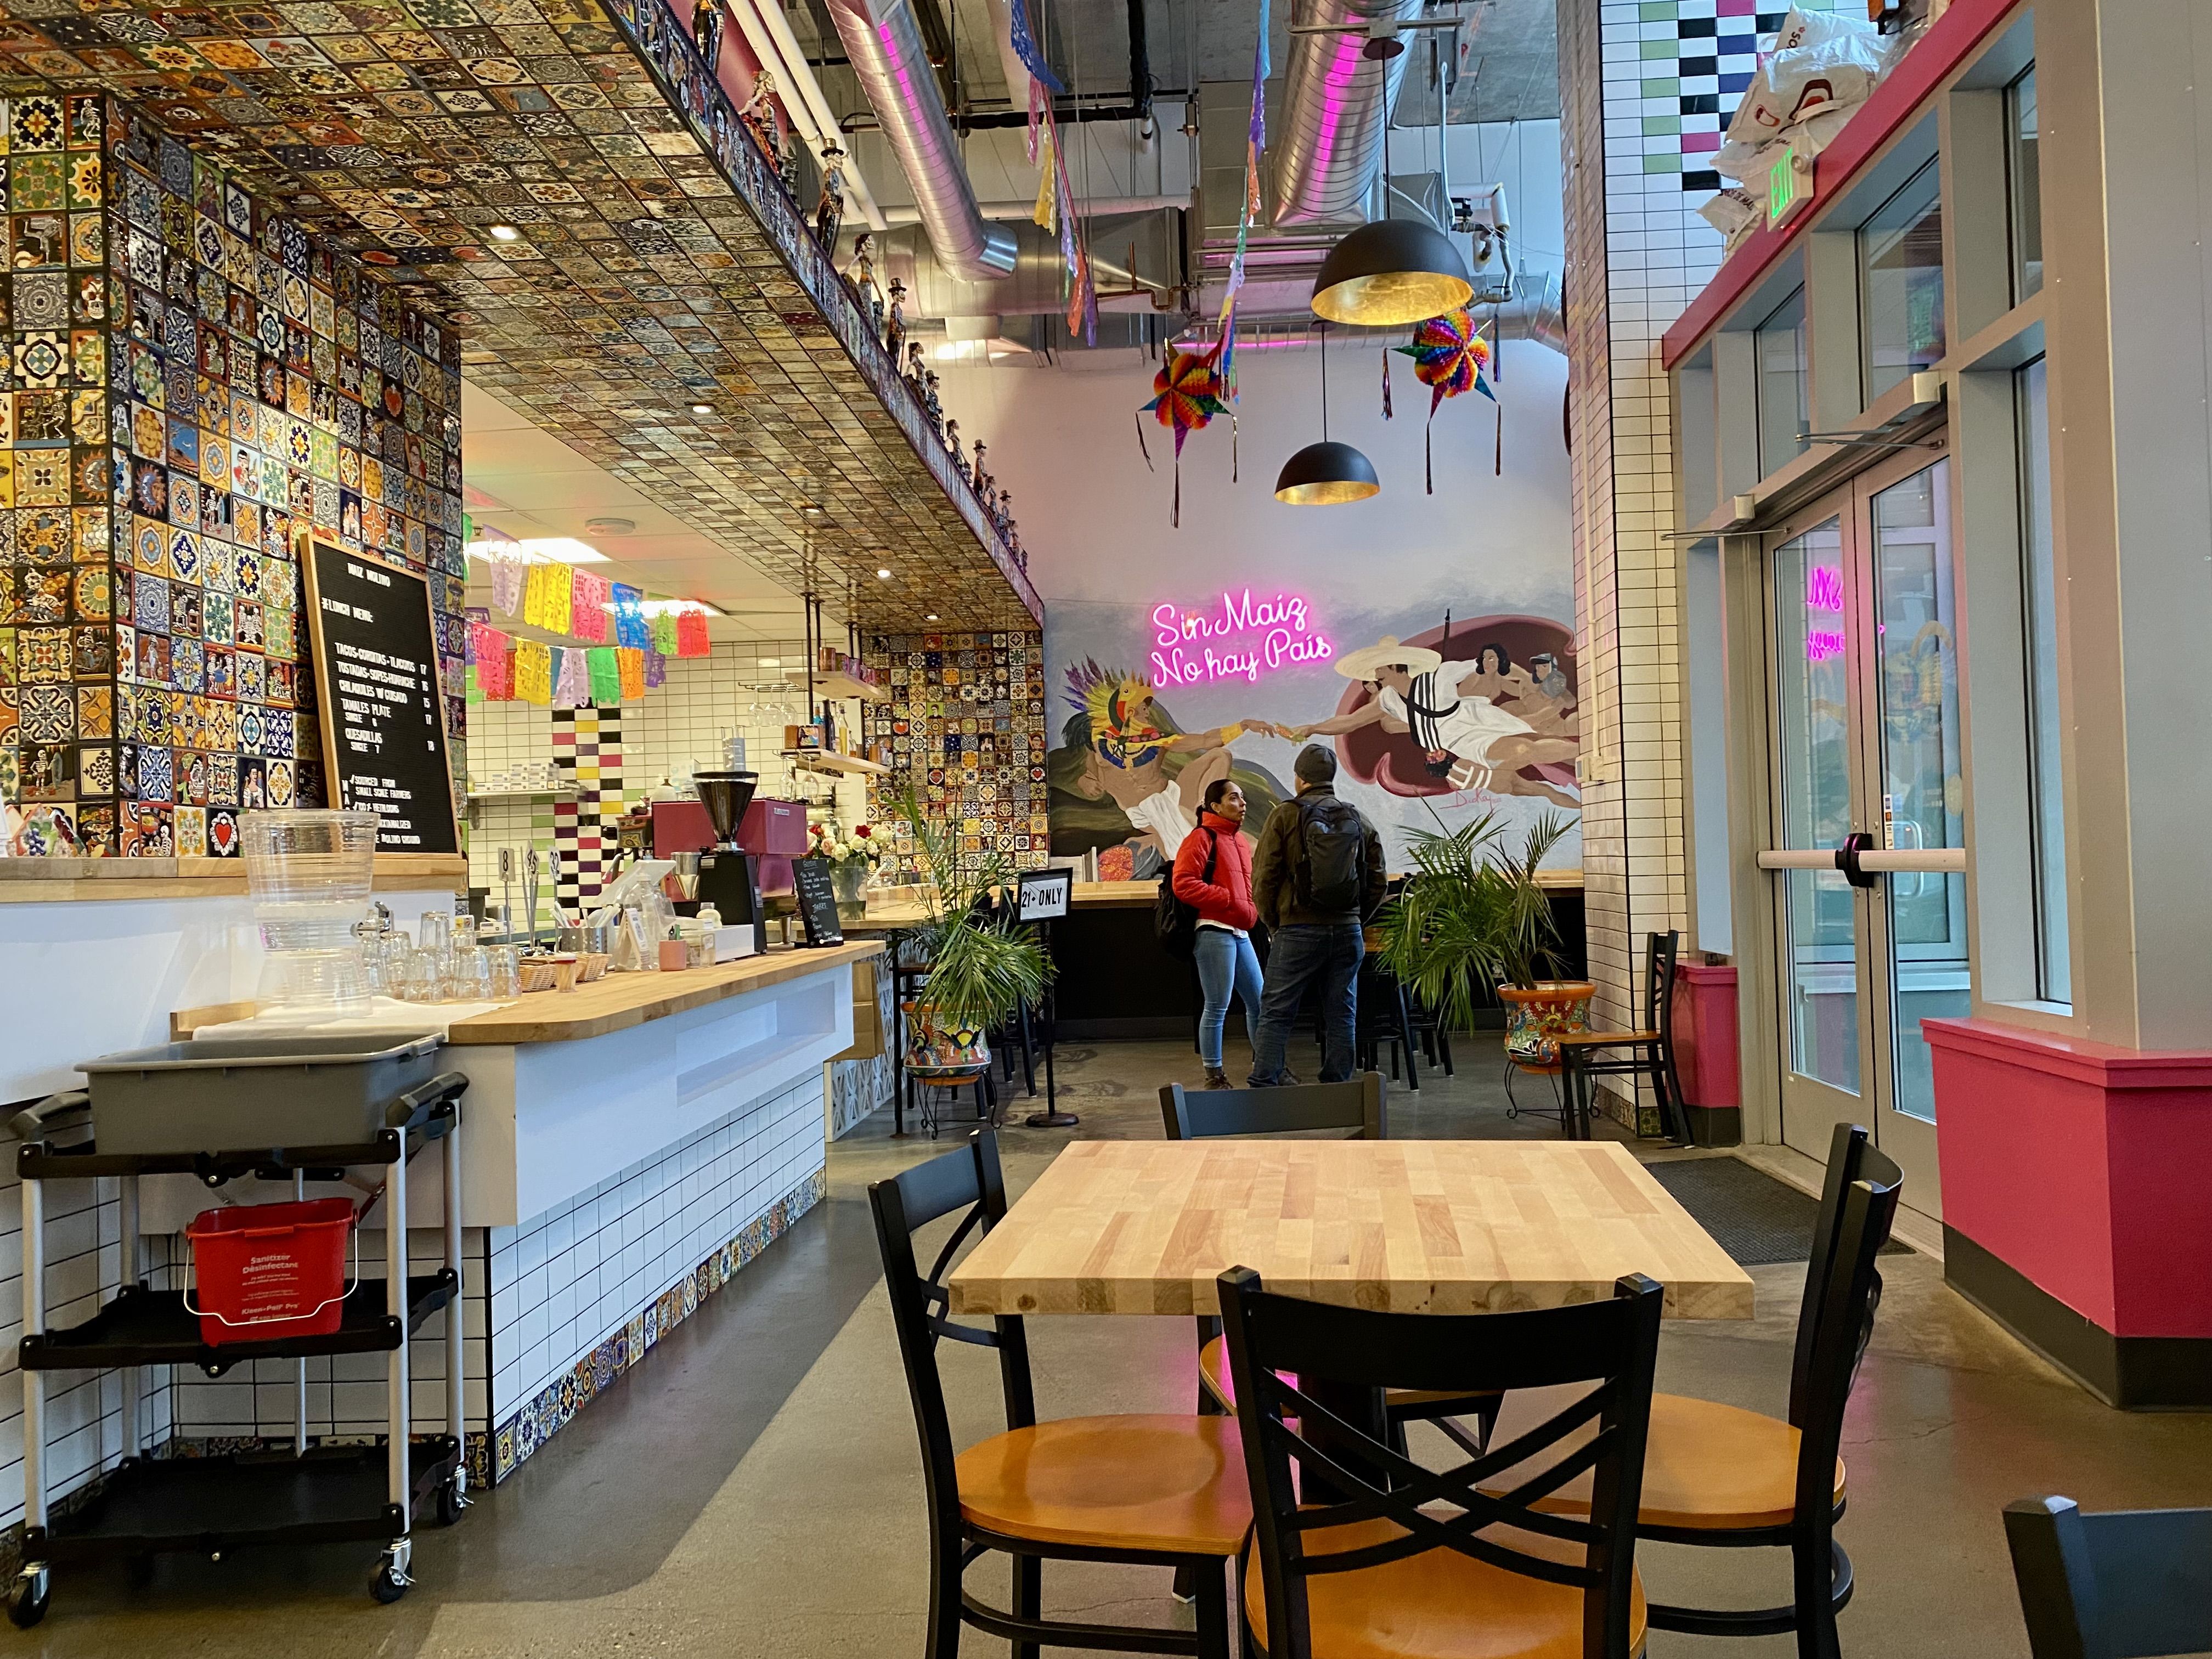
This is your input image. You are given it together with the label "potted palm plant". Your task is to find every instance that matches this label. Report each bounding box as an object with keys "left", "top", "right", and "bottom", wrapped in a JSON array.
[
  {"left": 894, "top": 792, "right": 1051, "bottom": 1075},
  {"left": 1376, "top": 810, "right": 1593, "bottom": 1067}
]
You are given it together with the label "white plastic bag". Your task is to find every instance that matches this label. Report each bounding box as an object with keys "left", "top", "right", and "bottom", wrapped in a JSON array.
[
  {"left": 1712, "top": 137, "right": 1786, "bottom": 184},
  {"left": 1726, "top": 22, "right": 1892, "bottom": 144},
  {"left": 1773, "top": 4, "right": 1881, "bottom": 52},
  {"left": 1698, "top": 187, "right": 1765, "bottom": 241}
]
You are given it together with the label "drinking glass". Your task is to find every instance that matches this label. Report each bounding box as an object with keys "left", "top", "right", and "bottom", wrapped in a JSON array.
[
  {"left": 450, "top": 946, "right": 492, "bottom": 1003},
  {"left": 487, "top": 946, "right": 522, "bottom": 1000},
  {"left": 394, "top": 949, "right": 439, "bottom": 1005}
]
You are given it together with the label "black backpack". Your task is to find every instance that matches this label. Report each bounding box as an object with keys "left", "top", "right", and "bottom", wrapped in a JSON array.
[
  {"left": 1295, "top": 794, "right": 1367, "bottom": 913},
  {"left": 1154, "top": 829, "right": 1218, "bottom": 960}
]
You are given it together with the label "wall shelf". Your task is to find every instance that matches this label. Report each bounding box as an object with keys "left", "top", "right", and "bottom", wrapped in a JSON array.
[
  {"left": 785, "top": 670, "right": 888, "bottom": 703},
  {"left": 781, "top": 751, "right": 890, "bottom": 778},
  {"left": 465, "top": 788, "right": 578, "bottom": 821}
]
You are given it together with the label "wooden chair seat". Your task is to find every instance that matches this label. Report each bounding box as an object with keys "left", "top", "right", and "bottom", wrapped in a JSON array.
[
  {"left": 1554, "top": 1029, "right": 1660, "bottom": 1048},
  {"left": 1483, "top": 1387, "right": 1844, "bottom": 1531},
  {"left": 1243, "top": 1515, "right": 1649, "bottom": 1659},
  {"left": 954, "top": 1413, "right": 1252, "bottom": 1556},
  {"left": 916, "top": 1069, "right": 989, "bottom": 1087},
  {"left": 1197, "top": 1334, "right": 1485, "bottom": 1414}
]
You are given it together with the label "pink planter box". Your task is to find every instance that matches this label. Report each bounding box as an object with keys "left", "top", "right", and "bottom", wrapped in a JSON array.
[{"left": 1671, "top": 962, "right": 1740, "bottom": 1109}]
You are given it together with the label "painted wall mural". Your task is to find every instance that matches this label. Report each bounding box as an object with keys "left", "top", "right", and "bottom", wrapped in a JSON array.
[{"left": 1049, "top": 591, "right": 1580, "bottom": 881}]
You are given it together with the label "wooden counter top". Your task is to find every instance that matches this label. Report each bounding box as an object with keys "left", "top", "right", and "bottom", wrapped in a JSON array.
[
  {"left": 844, "top": 868, "right": 1585, "bottom": 930},
  {"left": 441, "top": 940, "right": 883, "bottom": 1045},
  {"left": 0, "top": 853, "right": 465, "bottom": 902}
]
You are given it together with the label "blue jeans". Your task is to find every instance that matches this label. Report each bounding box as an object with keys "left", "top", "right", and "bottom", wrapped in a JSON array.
[
  {"left": 1194, "top": 927, "right": 1264, "bottom": 1070},
  {"left": 1249, "top": 923, "right": 1364, "bottom": 1086}
]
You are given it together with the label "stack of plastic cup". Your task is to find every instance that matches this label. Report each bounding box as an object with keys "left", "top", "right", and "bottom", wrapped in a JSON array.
[{"left": 240, "top": 809, "right": 379, "bottom": 1014}]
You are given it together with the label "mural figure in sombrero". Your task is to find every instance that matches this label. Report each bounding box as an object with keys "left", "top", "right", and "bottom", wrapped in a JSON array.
[
  {"left": 1286, "top": 635, "right": 1582, "bottom": 809},
  {"left": 1063, "top": 663, "right": 1283, "bottom": 862}
]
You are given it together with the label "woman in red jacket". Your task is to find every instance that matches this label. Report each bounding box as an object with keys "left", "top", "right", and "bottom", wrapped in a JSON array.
[{"left": 1172, "top": 778, "right": 1262, "bottom": 1090}]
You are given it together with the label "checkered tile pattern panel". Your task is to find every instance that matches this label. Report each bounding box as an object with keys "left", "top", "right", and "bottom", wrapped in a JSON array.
[
  {"left": 550, "top": 702, "right": 620, "bottom": 906},
  {"left": 1612, "top": 0, "right": 1843, "bottom": 191}
]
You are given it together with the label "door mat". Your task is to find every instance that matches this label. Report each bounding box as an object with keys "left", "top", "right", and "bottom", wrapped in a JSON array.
[{"left": 1644, "top": 1157, "right": 1914, "bottom": 1267}]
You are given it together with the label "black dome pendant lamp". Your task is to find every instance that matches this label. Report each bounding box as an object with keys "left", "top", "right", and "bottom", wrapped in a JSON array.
[
  {"left": 1276, "top": 323, "right": 1380, "bottom": 506},
  {"left": 1311, "top": 218, "right": 1474, "bottom": 328}
]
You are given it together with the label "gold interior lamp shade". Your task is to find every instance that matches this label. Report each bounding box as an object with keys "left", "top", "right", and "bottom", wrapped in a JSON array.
[
  {"left": 1274, "top": 440, "right": 1381, "bottom": 506},
  {"left": 1310, "top": 219, "right": 1475, "bottom": 328}
]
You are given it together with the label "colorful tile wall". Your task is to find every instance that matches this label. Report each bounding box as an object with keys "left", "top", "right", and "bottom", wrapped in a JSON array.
[
  {"left": 0, "top": 92, "right": 466, "bottom": 855},
  {"left": 864, "top": 630, "right": 1048, "bottom": 879},
  {"left": 550, "top": 704, "right": 622, "bottom": 911}
]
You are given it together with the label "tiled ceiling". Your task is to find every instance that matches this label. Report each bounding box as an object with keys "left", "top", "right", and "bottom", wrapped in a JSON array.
[{"left": 0, "top": 0, "right": 1039, "bottom": 631}]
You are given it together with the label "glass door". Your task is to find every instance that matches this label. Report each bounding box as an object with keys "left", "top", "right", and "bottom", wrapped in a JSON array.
[{"left": 1760, "top": 454, "right": 1962, "bottom": 1205}]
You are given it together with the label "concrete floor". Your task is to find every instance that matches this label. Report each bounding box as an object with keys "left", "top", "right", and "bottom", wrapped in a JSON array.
[{"left": 25, "top": 1035, "right": 2212, "bottom": 1656}]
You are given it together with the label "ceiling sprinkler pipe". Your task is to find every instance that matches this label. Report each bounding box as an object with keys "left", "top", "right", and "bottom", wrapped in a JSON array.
[{"left": 822, "top": 0, "right": 1018, "bottom": 279}]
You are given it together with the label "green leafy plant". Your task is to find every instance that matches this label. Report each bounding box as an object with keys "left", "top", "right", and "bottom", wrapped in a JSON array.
[
  {"left": 895, "top": 791, "right": 1051, "bottom": 1029},
  {"left": 1376, "top": 809, "right": 1576, "bottom": 1032}
]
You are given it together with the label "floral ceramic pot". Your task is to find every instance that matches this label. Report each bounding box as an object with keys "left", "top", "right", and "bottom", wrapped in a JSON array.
[
  {"left": 1498, "top": 980, "right": 1597, "bottom": 1068},
  {"left": 902, "top": 1001, "right": 991, "bottom": 1076}
]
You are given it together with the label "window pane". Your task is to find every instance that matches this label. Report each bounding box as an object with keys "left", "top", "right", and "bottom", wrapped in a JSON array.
[
  {"left": 1860, "top": 159, "right": 1946, "bottom": 401},
  {"left": 2018, "top": 357, "right": 2069, "bottom": 1003},
  {"left": 1774, "top": 520, "right": 1860, "bottom": 1095},
  {"left": 1870, "top": 462, "right": 1968, "bottom": 1123},
  {"left": 2008, "top": 67, "right": 2042, "bottom": 301},
  {"left": 1757, "top": 285, "right": 1810, "bottom": 478}
]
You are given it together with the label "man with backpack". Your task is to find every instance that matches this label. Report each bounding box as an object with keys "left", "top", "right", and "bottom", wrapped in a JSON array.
[{"left": 1246, "top": 744, "right": 1386, "bottom": 1087}]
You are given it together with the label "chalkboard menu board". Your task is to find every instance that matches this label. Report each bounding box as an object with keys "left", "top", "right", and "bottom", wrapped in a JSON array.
[
  {"left": 792, "top": 859, "right": 845, "bottom": 946},
  {"left": 302, "top": 538, "right": 460, "bottom": 855}
]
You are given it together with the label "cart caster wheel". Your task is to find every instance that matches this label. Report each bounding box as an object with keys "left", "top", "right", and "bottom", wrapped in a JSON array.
[
  {"left": 370, "top": 1565, "right": 411, "bottom": 1605},
  {"left": 8, "top": 1569, "right": 49, "bottom": 1629},
  {"left": 434, "top": 1479, "right": 469, "bottom": 1528}
]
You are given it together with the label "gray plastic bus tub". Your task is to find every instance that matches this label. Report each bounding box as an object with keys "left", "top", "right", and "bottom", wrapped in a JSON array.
[{"left": 76, "top": 1034, "right": 444, "bottom": 1156}]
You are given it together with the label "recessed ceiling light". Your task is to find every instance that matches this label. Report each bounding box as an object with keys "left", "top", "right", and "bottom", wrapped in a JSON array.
[
  {"left": 488, "top": 224, "right": 520, "bottom": 241},
  {"left": 876, "top": 567, "right": 892, "bottom": 579},
  {"left": 690, "top": 403, "right": 714, "bottom": 415},
  {"left": 926, "top": 613, "right": 939, "bottom": 621},
  {"left": 803, "top": 505, "right": 823, "bottom": 516}
]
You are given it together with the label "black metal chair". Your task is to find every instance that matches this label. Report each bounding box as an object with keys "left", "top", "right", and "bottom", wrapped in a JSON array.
[
  {"left": 1557, "top": 930, "right": 1691, "bottom": 1142},
  {"left": 870, "top": 1130, "right": 1244, "bottom": 1658},
  {"left": 2005, "top": 1495, "right": 2212, "bottom": 1658},
  {"left": 1218, "top": 1265, "right": 1664, "bottom": 1659},
  {"left": 1354, "top": 956, "right": 1421, "bottom": 1090},
  {"left": 1481, "top": 1121, "right": 1901, "bottom": 1658}
]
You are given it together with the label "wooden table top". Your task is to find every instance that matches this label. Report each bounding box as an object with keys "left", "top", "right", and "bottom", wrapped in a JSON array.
[
  {"left": 947, "top": 1140, "right": 1754, "bottom": 1321},
  {"left": 439, "top": 941, "right": 882, "bottom": 1045}
]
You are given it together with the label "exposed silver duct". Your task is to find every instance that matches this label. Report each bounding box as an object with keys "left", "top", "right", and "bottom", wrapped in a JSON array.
[
  {"left": 822, "top": 0, "right": 1018, "bottom": 280},
  {"left": 882, "top": 212, "right": 1177, "bottom": 318},
  {"left": 1269, "top": 0, "right": 1424, "bottom": 228}
]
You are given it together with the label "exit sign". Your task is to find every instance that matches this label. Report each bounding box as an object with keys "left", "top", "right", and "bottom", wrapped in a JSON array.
[{"left": 1768, "top": 144, "right": 1811, "bottom": 228}]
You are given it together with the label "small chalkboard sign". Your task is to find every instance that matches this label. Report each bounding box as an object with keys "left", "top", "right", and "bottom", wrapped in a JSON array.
[
  {"left": 792, "top": 859, "right": 845, "bottom": 946},
  {"left": 301, "top": 537, "right": 460, "bottom": 855}
]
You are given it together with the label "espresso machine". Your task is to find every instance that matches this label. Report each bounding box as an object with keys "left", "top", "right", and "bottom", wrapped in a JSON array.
[{"left": 691, "top": 771, "right": 768, "bottom": 956}]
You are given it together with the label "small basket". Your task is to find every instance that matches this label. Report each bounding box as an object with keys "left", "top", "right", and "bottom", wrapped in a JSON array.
[
  {"left": 184, "top": 1198, "right": 357, "bottom": 1346},
  {"left": 517, "top": 957, "right": 559, "bottom": 993}
]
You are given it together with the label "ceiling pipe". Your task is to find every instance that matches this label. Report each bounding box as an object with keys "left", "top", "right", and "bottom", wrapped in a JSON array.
[
  {"left": 960, "top": 0, "right": 1152, "bottom": 131},
  {"left": 727, "top": 0, "right": 886, "bottom": 229},
  {"left": 821, "top": 0, "right": 1018, "bottom": 279},
  {"left": 878, "top": 193, "right": 1187, "bottom": 224},
  {"left": 1269, "top": 0, "right": 1423, "bottom": 228}
]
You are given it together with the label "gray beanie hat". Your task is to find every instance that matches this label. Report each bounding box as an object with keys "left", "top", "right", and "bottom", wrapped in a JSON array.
[{"left": 1294, "top": 744, "right": 1337, "bottom": 786}]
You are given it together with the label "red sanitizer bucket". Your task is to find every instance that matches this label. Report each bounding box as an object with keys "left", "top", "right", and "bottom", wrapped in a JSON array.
[{"left": 185, "top": 1198, "right": 356, "bottom": 1345}]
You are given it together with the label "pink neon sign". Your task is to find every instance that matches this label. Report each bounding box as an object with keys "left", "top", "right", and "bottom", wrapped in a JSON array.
[
  {"left": 1804, "top": 566, "right": 1846, "bottom": 662},
  {"left": 1150, "top": 589, "right": 1335, "bottom": 687}
]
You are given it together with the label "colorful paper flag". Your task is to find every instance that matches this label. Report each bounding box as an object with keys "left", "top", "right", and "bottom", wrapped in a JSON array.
[
  {"left": 651, "top": 611, "right": 679, "bottom": 656},
  {"left": 488, "top": 551, "right": 526, "bottom": 618},
  {"left": 514, "top": 638, "right": 552, "bottom": 706},
  {"left": 645, "top": 648, "right": 667, "bottom": 689},
  {"left": 587, "top": 646, "right": 622, "bottom": 704},
  {"left": 612, "top": 583, "right": 649, "bottom": 649},
  {"left": 522, "top": 558, "right": 572, "bottom": 635},
  {"left": 674, "top": 607, "right": 711, "bottom": 658},
  {"left": 552, "top": 646, "right": 591, "bottom": 707},
  {"left": 569, "top": 569, "right": 610, "bottom": 643},
  {"left": 617, "top": 646, "right": 646, "bottom": 699}
]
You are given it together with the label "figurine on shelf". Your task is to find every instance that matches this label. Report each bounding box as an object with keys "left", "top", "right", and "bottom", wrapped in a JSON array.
[
  {"left": 904, "top": 339, "right": 927, "bottom": 391},
  {"left": 738, "top": 69, "right": 782, "bottom": 166},
  {"left": 845, "top": 232, "right": 881, "bottom": 334},
  {"left": 944, "top": 416, "right": 965, "bottom": 473},
  {"left": 779, "top": 131, "right": 802, "bottom": 202},
  {"left": 970, "top": 439, "right": 991, "bottom": 498},
  {"left": 691, "top": 0, "right": 722, "bottom": 70},
  {"left": 997, "top": 487, "right": 1014, "bottom": 537},
  {"left": 923, "top": 370, "right": 944, "bottom": 436},
  {"left": 814, "top": 146, "right": 847, "bottom": 251},
  {"left": 883, "top": 277, "right": 907, "bottom": 362}
]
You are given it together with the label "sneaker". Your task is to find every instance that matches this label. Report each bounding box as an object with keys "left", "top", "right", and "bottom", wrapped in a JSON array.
[{"left": 1202, "top": 1068, "right": 1231, "bottom": 1090}]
